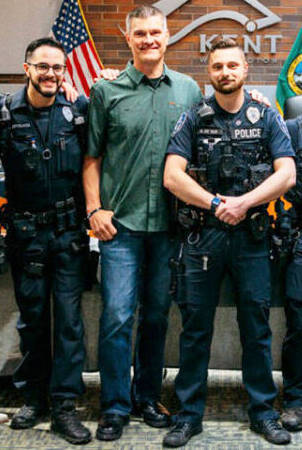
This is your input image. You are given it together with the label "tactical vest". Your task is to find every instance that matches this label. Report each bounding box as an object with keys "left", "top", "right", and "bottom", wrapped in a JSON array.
[
  {"left": 0, "top": 93, "right": 86, "bottom": 211},
  {"left": 192, "top": 99, "right": 272, "bottom": 199},
  {"left": 285, "top": 115, "right": 302, "bottom": 209}
]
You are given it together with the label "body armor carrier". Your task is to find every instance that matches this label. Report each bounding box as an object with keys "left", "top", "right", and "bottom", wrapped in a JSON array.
[
  {"left": 176, "top": 98, "right": 273, "bottom": 238},
  {"left": 0, "top": 92, "right": 86, "bottom": 211},
  {"left": 193, "top": 100, "right": 272, "bottom": 198},
  {"left": 271, "top": 116, "right": 302, "bottom": 259}
]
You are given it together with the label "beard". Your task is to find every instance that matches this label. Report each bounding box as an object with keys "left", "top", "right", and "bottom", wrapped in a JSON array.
[
  {"left": 210, "top": 76, "right": 245, "bottom": 95},
  {"left": 29, "top": 75, "right": 62, "bottom": 98}
]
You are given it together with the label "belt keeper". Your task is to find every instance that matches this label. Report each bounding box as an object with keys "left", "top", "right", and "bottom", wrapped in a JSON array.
[{"left": 87, "top": 207, "right": 102, "bottom": 220}]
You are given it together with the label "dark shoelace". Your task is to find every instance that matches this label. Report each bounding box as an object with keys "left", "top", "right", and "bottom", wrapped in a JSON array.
[{"left": 263, "top": 419, "right": 283, "bottom": 432}]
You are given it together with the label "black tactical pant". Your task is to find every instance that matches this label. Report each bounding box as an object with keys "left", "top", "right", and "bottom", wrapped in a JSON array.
[
  {"left": 283, "top": 233, "right": 302, "bottom": 408},
  {"left": 9, "top": 225, "right": 86, "bottom": 403},
  {"left": 175, "top": 227, "right": 279, "bottom": 425}
]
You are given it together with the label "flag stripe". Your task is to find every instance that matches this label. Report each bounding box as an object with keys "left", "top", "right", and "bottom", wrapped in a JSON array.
[
  {"left": 87, "top": 40, "right": 103, "bottom": 70},
  {"left": 66, "top": 59, "right": 76, "bottom": 88},
  {"left": 80, "top": 42, "right": 98, "bottom": 80},
  {"left": 72, "top": 48, "right": 90, "bottom": 96},
  {"left": 86, "top": 43, "right": 102, "bottom": 77},
  {"left": 68, "top": 51, "right": 86, "bottom": 95},
  {"left": 74, "top": 45, "right": 95, "bottom": 87}
]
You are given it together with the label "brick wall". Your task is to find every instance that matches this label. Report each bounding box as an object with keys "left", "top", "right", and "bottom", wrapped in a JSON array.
[
  {"left": 1, "top": 0, "right": 301, "bottom": 92},
  {"left": 81, "top": 0, "right": 302, "bottom": 93}
]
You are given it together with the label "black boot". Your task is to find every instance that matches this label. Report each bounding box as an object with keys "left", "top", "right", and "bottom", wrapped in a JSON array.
[
  {"left": 51, "top": 399, "right": 92, "bottom": 445},
  {"left": 10, "top": 403, "right": 49, "bottom": 429}
]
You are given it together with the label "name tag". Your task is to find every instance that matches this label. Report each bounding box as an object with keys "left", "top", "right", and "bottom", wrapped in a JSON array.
[
  {"left": 198, "top": 128, "right": 223, "bottom": 136},
  {"left": 12, "top": 123, "right": 31, "bottom": 129}
]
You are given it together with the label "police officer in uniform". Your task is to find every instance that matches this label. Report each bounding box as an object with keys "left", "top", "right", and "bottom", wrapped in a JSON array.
[
  {"left": 0, "top": 37, "right": 91, "bottom": 445},
  {"left": 273, "top": 115, "right": 302, "bottom": 432},
  {"left": 162, "top": 37, "right": 296, "bottom": 447}
]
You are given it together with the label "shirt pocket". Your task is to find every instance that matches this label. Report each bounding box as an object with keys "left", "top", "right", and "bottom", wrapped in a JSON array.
[
  {"left": 110, "top": 104, "right": 146, "bottom": 137},
  {"left": 55, "top": 130, "right": 82, "bottom": 175},
  {"left": 10, "top": 129, "right": 42, "bottom": 178}
]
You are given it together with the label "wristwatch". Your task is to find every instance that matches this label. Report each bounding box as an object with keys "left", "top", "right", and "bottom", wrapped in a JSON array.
[{"left": 211, "top": 196, "right": 221, "bottom": 213}]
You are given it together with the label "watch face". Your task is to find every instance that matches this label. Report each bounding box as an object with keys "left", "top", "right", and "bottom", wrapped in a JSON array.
[{"left": 211, "top": 197, "right": 221, "bottom": 211}]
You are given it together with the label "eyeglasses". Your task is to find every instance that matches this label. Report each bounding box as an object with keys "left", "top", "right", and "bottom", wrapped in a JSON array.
[{"left": 26, "top": 62, "right": 66, "bottom": 76}]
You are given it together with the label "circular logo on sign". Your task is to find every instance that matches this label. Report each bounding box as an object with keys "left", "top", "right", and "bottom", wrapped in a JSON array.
[{"left": 288, "top": 55, "right": 302, "bottom": 95}]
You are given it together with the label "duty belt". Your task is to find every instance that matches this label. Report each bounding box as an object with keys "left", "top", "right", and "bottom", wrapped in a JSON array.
[
  {"left": 13, "top": 209, "right": 56, "bottom": 225},
  {"left": 203, "top": 213, "right": 248, "bottom": 231},
  {"left": 13, "top": 196, "right": 76, "bottom": 226}
]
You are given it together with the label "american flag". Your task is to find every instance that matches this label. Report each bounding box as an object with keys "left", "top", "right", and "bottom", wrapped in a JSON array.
[{"left": 52, "top": 0, "right": 103, "bottom": 96}]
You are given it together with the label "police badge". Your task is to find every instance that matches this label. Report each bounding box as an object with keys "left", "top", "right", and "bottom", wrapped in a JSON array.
[
  {"left": 246, "top": 106, "right": 261, "bottom": 124},
  {"left": 62, "top": 106, "right": 73, "bottom": 122}
]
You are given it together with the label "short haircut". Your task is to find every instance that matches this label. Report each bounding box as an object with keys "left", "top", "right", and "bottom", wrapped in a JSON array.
[
  {"left": 126, "top": 5, "right": 167, "bottom": 34},
  {"left": 210, "top": 35, "right": 244, "bottom": 53},
  {"left": 25, "top": 37, "right": 67, "bottom": 62}
]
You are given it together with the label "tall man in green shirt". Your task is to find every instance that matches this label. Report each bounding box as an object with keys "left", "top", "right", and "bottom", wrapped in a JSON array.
[{"left": 83, "top": 5, "right": 202, "bottom": 442}]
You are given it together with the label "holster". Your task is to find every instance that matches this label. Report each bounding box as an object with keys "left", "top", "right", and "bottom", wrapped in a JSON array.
[{"left": 248, "top": 210, "right": 270, "bottom": 242}]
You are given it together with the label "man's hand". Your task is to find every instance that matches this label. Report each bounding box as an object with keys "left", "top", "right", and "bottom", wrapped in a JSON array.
[
  {"left": 89, "top": 209, "right": 117, "bottom": 241},
  {"left": 61, "top": 81, "right": 79, "bottom": 103},
  {"left": 249, "top": 89, "right": 271, "bottom": 107},
  {"left": 215, "top": 194, "right": 248, "bottom": 225},
  {"left": 94, "top": 68, "right": 120, "bottom": 82}
]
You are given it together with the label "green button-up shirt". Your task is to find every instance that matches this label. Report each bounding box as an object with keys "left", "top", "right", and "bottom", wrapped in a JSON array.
[{"left": 87, "top": 62, "right": 202, "bottom": 232}]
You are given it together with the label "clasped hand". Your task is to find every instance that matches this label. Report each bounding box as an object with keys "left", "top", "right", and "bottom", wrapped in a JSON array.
[{"left": 215, "top": 194, "right": 248, "bottom": 226}]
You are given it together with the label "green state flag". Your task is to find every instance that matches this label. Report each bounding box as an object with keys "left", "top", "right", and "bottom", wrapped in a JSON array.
[{"left": 276, "top": 28, "right": 302, "bottom": 115}]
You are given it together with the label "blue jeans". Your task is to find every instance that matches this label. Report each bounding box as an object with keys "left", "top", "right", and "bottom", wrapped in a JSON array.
[
  {"left": 175, "top": 227, "right": 279, "bottom": 425},
  {"left": 98, "top": 222, "right": 176, "bottom": 415}
]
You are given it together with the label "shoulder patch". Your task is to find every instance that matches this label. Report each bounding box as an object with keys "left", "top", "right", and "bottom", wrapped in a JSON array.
[
  {"left": 171, "top": 112, "right": 188, "bottom": 137},
  {"left": 276, "top": 114, "right": 290, "bottom": 138}
]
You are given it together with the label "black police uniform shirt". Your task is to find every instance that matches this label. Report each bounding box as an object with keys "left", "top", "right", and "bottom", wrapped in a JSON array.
[
  {"left": 286, "top": 116, "right": 302, "bottom": 151},
  {"left": 167, "top": 91, "right": 295, "bottom": 186},
  {"left": 285, "top": 116, "right": 302, "bottom": 210},
  {"left": 0, "top": 86, "right": 88, "bottom": 211}
]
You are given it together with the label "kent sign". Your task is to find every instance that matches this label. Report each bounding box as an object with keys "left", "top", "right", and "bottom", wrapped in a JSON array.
[{"left": 153, "top": 0, "right": 282, "bottom": 61}]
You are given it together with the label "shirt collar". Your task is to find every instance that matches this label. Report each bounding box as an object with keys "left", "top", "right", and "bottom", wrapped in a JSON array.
[
  {"left": 9, "top": 86, "right": 28, "bottom": 111},
  {"left": 10, "top": 86, "right": 70, "bottom": 111},
  {"left": 126, "top": 61, "right": 172, "bottom": 86}
]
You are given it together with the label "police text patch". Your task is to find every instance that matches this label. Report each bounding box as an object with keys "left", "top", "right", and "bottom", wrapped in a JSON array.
[{"left": 232, "top": 128, "right": 262, "bottom": 140}]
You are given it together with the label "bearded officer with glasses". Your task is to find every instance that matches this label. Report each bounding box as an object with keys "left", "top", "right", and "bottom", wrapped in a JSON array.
[{"left": 0, "top": 37, "right": 91, "bottom": 445}]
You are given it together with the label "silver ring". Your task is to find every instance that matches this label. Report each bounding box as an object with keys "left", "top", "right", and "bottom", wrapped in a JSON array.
[{"left": 187, "top": 231, "right": 200, "bottom": 245}]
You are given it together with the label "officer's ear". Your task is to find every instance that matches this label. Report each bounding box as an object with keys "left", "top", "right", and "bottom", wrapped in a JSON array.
[
  {"left": 241, "top": 52, "right": 248, "bottom": 77},
  {"left": 23, "top": 62, "right": 30, "bottom": 78},
  {"left": 244, "top": 61, "right": 248, "bottom": 77}
]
